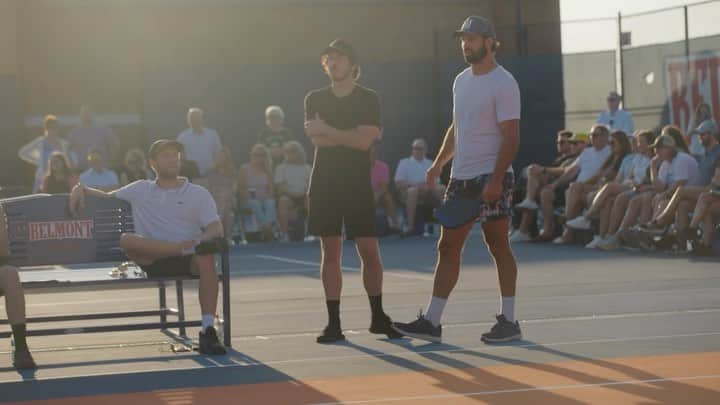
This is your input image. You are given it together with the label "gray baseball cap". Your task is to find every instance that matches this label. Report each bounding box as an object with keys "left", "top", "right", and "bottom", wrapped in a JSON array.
[
  {"left": 695, "top": 119, "right": 719, "bottom": 136},
  {"left": 454, "top": 16, "right": 496, "bottom": 38}
]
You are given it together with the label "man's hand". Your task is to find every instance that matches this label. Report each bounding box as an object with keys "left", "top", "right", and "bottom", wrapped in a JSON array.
[
  {"left": 304, "top": 113, "right": 330, "bottom": 138},
  {"left": 69, "top": 184, "right": 86, "bottom": 217},
  {"left": 482, "top": 178, "right": 503, "bottom": 204},
  {"left": 426, "top": 164, "right": 443, "bottom": 186}
]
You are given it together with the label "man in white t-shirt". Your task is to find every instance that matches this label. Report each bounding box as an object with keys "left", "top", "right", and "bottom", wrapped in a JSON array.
[
  {"left": 648, "top": 133, "right": 701, "bottom": 221},
  {"left": 69, "top": 140, "right": 228, "bottom": 355},
  {"left": 394, "top": 139, "right": 443, "bottom": 235},
  {"left": 274, "top": 141, "right": 312, "bottom": 241},
  {"left": 79, "top": 148, "right": 120, "bottom": 192},
  {"left": 597, "top": 91, "right": 634, "bottom": 134},
  {"left": 537, "top": 125, "right": 611, "bottom": 240},
  {"left": 393, "top": 16, "right": 522, "bottom": 344},
  {"left": 177, "top": 108, "right": 222, "bottom": 177}
]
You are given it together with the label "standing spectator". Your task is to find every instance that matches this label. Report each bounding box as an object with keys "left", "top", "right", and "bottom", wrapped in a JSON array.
[
  {"left": 177, "top": 107, "right": 222, "bottom": 177},
  {"left": 207, "top": 147, "right": 237, "bottom": 244},
  {"left": 117, "top": 149, "right": 153, "bottom": 186},
  {"left": 67, "top": 105, "right": 118, "bottom": 171},
  {"left": 687, "top": 102, "right": 713, "bottom": 159},
  {"left": 275, "top": 141, "right": 312, "bottom": 242},
  {"left": 597, "top": 91, "right": 634, "bottom": 135},
  {"left": 258, "top": 106, "right": 293, "bottom": 168},
  {"left": 394, "top": 139, "right": 443, "bottom": 235},
  {"left": 370, "top": 146, "right": 401, "bottom": 233},
  {"left": 18, "top": 115, "right": 72, "bottom": 193},
  {"left": 238, "top": 144, "right": 277, "bottom": 241},
  {"left": 79, "top": 148, "right": 120, "bottom": 192},
  {"left": 41, "top": 152, "right": 78, "bottom": 194}
]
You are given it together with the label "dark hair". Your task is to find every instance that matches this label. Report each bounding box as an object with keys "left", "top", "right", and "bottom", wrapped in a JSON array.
[
  {"left": 601, "top": 130, "right": 632, "bottom": 172},
  {"left": 45, "top": 151, "right": 72, "bottom": 178},
  {"left": 321, "top": 54, "right": 361, "bottom": 81},
  {"left": 661, "top": 125, "right": 689, "bottom": 153},
  {"left": 636, "top": 130, "right": 656, "bottom": 148},
  {"left": 695, "top": 102, "right": 712, "bottom": 121},
  {"left": 591, "top": 124, "right": 610, "bottom": 138},
  {"left": 558, "top": 130, "right": 573, "bottom": 139}
]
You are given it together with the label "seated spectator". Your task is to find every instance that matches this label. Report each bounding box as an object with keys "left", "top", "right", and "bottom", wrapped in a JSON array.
[
  {"left": 41, "top": 151, "right": 79, "bottom": 194},
  {"left": 643, "top": 120, "right": 720, "bottom": 242},
  {"left": 565, "top": 130, "right": 634, "bottom": 247},
  {"left": 69, "top": 139, "right": 227, "bottom": 355},
  {"left": 117, "top": 149, "right": 153, "bottom": 186},
  {"left": 275, "top": 141, "right": 312, "bottom": 242},
  {"left": 79, "top": 148, "right": 120, "bottom": 192},
  {"left": 0, "top": 204, "right": 36, "bottom": 369},
  {"left": 207, "top": 147, "right": 237, "bottom": 244},
  {"left": 177, "top": 107, "right": 222, "bottom": 177},
  {"left": 686, "top": 102, "right": 713, "bottom": 160},
  {"left": 18, "top": 114, "right": 73, "bottom": 193},
  {"left": 238, "top": 144, "right": 277, "bottom": 241},
  {"left": 510, "top": 129, "right": 576, "bottom": 242},
  {"left": 258, "top": 106, "right": 293, "bottom": 168},
  {"left": 394, "top": 139, "right": 443, "bottom": 236},
  {"left": 684, "top": 173, "right": 720, "bottom": 255},
  {"left": 67, "top": 104, "right": 118, "bottom": 172},
  {"left": 370, "top": 145, "right": 400, "bottom": 233},
  {"left": 536, "top": 126, "right": 611, "bottom": 241}
]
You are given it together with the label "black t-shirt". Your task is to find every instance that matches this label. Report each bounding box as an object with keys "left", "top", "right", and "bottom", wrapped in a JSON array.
[
  {"left": 304, "top": 85, "right": 382, "bottom": 197},
  {"left": 258, "top": 127, "right": 293, "bottom": 149}
]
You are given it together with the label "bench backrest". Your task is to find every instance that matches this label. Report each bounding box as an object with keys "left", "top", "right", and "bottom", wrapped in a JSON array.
[{"left": 2, "top": 194, "right": 133, "bottom": 267}]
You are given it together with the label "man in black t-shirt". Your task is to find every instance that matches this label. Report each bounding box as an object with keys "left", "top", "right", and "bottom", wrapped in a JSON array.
[{"left": 304, "top": 39, "right": 401, "bottom": 343}]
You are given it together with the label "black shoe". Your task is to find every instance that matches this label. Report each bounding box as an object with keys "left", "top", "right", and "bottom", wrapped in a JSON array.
[
  {"left": 391, "top": 312, "right": 441, "bottom": 343},
  {"left": 481, "top": 314, "right": 522, "bottom": 344},
  {"left": 693, "top": 243, "right": 716, "bottom": 257},
  {"left": 369, "top": 314, "right": 404, "bottom": 339},
  {"left": 13, "top": 348, "right": 37, "bottom": 370},
  {"left": 199, "top": 327, "right": 227, "bottom": 355},
  {"left": 316, "top": 325, "right": 345, "bottom": 344},
  {"left": 195, "top": 237, "right": 229, "bottom": 255}
]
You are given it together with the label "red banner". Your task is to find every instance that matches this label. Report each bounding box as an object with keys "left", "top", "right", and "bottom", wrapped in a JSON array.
[
  {"left": 665, "top": 51, "right": 720, "bottom": 131},
  {"left": 28, "top": 220, "right": 94, "bottom": 242}
]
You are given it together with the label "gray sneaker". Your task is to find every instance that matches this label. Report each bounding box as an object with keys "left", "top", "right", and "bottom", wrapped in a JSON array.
[
  {"left": 481, "top": 315, "right": 522, "bottom": 344},
  {"left": 392, "top": 312, "right": 442, "bottom": 343}
]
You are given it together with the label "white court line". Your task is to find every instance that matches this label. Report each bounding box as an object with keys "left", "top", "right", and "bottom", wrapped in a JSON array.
[
  {"left": 256, "top": 254, "right": 433, "bottom": 281},
  {"left": 1, "top": 331, "right": 719, "bottom": 383},
  {"left": 310, "top": 374, "right": 720, "bottom": 405}
]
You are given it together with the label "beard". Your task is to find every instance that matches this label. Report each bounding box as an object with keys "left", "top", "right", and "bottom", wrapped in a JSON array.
[
  {"left": 156, "top": 166, "right": 180, "bottom": 180},
  {"left": 330, "top": 69, "right": 352, "bottom": 82},
  {"left": 464, "top": 45, "right": 488, "bottom": 64}
]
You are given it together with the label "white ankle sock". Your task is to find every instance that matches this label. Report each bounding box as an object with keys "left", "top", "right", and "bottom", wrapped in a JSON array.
[
  {"left": 501, "top": 296, "right": 515, "bottom": 322},
  {"left": 201, "top": 314, "right": 215, "bottom": 333},
  {"left": 425, "top": 296, "right": 447, "bottom": 327}
]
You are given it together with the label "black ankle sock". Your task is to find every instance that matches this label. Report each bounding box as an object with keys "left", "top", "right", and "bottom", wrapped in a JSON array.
[
  {"left": 11, "top": 324, "right": 27, "bottom": 351},
  {"left": 326, "top": 300, "right": 341, "bottom": 330},
  {"left": 368, "top": 295, "right": 386, "bottom": 320}
]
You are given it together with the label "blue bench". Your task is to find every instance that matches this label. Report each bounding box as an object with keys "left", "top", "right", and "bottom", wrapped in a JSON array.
[{"left": 0, "top": 194, "right": 232, "bottom": 347}]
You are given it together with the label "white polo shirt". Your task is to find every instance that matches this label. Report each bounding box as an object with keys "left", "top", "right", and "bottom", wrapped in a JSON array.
[
  {"left": 571, "top": 145, "right": 612, "bottom": 182},
  {"left": 394, "top": 157, "right": 434, "bottom": 186},
  {"left": 114, "top": 179, "right": 220, "bottom": 242},
  {"left": 176, "top": 127, "right": 222, "bottom": 176}
]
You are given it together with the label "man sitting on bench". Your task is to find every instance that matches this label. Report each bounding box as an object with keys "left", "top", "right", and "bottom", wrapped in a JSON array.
[
  {"left": 0, "top": 204, "right": 36, "bottom": 369},
  {"left": 69, "top": 139, "right": 227, "bottom": 355}
]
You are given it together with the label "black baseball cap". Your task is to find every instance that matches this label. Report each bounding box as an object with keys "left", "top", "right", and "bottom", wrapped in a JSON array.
[
  {"left": 322, "top": 38, "right": 358, "bottom": 64},
  {"left": 148, "top": 139, "right": 184, "bottom": 159},
  {"left": 454, "top": 16, "right": 496, "bottom": 38}
]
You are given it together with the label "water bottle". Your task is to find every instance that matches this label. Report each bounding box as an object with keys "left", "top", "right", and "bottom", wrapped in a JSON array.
[{"left": 214, "top": 315, "right": 224, "bottom": 344}]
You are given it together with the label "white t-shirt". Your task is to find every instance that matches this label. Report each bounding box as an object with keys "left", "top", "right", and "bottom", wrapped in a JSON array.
[
  {"left": 274, "top": 163, "right": 312, "bottom": 195},
  {"left": 176, "top": 127, "right": 222, "bottom": 176},
  {"left": 628, "top": 154, "right": 651, "bottom": 185},
  {"left": 451, "top": 65, "right": 521, "bottom": 179},
  {"left": 571, "top": 145, "right": 612, "bottom": 182},
  {"left": 394, "top": 157, "right": 434, "bottom": 185},
  {"left": 597, "top": 109, "right": 634, "bottom": 134},
  {"left": 658, "top": 151, "right": 701, "bottom": 187},
  {"left": 79, "top": 169, "right": 119, "bottom": 190},
  {"left": 115, "top": 179, "right": 220, "bottom": 242}
]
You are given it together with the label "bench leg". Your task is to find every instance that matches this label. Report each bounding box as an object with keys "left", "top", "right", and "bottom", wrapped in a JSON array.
[
  {"left": 176, "top": 280, "right": 186, "bottom": 338},
  {"left": 158, "top": 282, "right": 167, "bottom": 330},
  {"left": 222, "top": 251, "right": 231, "bottom": 347}
]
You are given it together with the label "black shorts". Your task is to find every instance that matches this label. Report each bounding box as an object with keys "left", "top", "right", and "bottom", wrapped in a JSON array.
[
  {"left": 443, "top": 173, "right": 514, "bottom": 223},
  {"left": 308, "top": 192, "right": 376, "bottom": 239},
  {"left": 140, "top": 256, "right": 194, "bottom": 278}
]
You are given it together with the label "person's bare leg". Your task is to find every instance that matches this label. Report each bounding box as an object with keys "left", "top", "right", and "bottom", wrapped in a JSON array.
[
  {"left": 675, "top": 200, "right": 694, "bottom": 234},
  {"left": 619, "top": 193, "right": 649, "bottom": 232},
  {"left": 565, "top": 183, "right": 584, "bottom": 219},
  {"left": 525, "top": 167, "right": 546, "bottom": 202},
  {"left": 355, "top": 237, "right": 383, "bottom": 296},
  {"left": 381, "top": 193, "right": 400, "bottom": 229},
  {"left": 120, "top": 234, "right": 193, "bottom": 263},
  {"left": 432, "top": 221, "right": 475, "bottom": 299},
  {"left": 278, "top": 196, "right": 291, "bottom": 237},
  {"left": 518, "top": 209, "right": 536, "bottom": 234},
  {"left": 539, "top": 187, "right": 556, "bottom": 238},
  {"left": 193, "top": 255, "right": 218, "bottom": 316},
  {"left": 655, "top": 187, "right": 703, "bottom": 225},
  {"left": 0, "top": 266, "right": 25, "bottom": 325},
  {"left": 690, "top": 193, "right": 717, "bottom": 228},
  {"left": 483, "top": 218, "right": 517, "bottom": 298},
  {"left": 405, "top": 186, "right": 420, "bottom": 231},
  {"left": 607, "top": 192, "right": 630, "bottom": 236},
  {"left": 598, "top": 202, "right": 612, "bottom": 238}
]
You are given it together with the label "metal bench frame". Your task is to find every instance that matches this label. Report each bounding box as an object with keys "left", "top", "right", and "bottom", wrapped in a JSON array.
[{"left": 0, "top": 194, "right": 231, "bottom": 347}]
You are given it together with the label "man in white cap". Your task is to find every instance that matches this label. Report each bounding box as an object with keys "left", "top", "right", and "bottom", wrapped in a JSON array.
[{"left": 597, "top": 91, "right": 634, "bottom": 134}]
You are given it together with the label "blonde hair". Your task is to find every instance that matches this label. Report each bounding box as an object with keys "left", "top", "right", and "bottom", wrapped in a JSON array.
[
  {"left": 250, "top": 144, "right": 272, "bottom": 177},
  {"left": 283, "top": 141, "right": 307, "bottom": 164}
]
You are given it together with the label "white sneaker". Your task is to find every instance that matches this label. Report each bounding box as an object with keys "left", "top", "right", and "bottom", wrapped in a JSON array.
[
  {"left": 566, "top": 216, "right": 592, "bottom": 230},
  {"left": 585, "top": 235, "right": 604, "bottom": 249},
  {"left": 552, "top": 236, "right": 564, "bottom": 244},
  {"left": 515, "top": 198, "right": 538, "bottom": 210},
  {"left": 509, "top": 231, "right": 532, "bottom": 243},
  {"left": 597, "top": 235, "right": 621, "bottom": 251}
]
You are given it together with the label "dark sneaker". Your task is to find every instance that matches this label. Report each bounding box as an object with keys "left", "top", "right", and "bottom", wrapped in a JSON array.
[
  {"left": 481, "top": 315, "right": 522, "bottom": 344},
  {"left": 369, "top": 314, "right": 404, "bottom": 339},
  {"left": 316, "top": 325, "right": 345, "bottom": 344},
  {"left": 391, "top": 312, "right": 441, "bottom": 343},
  {"left": 693, "top": 243, "right": 716, "bottom": 257},
  {"left": 199, "top": 327, "right": 227, "bottom": 355},
  {"left": 195, "top": 238, "right": 229, "bottom": 255},
  {"left": 13, "top": 348, "right": 37, "bottom": 370}
]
